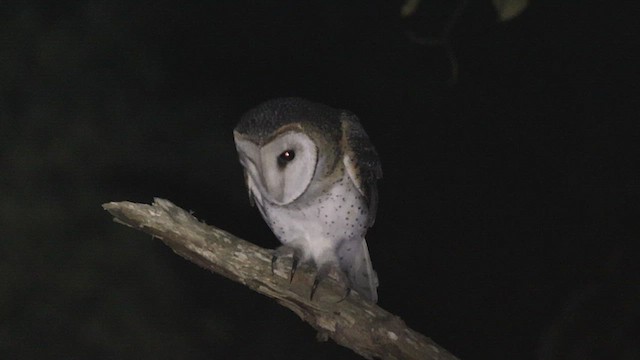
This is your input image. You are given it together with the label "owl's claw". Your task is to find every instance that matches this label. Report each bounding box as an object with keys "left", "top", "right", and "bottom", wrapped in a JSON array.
[
  {"left": 310, "top": 264, "right": 350, "bottom": 302},
  {"left": 310, "top": 263, "right": 333, "bottom": 300},
  {"left": 271, "top": 246, "right": 301, "bottom": 283},
  {"left": 289, "top": 256, "right": 299, "bottom": 283},
  {"left": 272, "top": 250, "right": 350, "bottom": 302},
  {"left": 337, "top": 287, "right": 351, "bottom": 303}
]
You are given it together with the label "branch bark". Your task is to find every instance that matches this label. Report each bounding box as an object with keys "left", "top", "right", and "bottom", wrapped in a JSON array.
[{"left": 102, "top": 198, "right": 459, "bottom": 360}]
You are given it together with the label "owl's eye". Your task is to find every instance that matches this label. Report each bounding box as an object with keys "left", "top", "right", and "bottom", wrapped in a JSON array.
[{"left": 277, "top": 150, "right": 295, "bottom": 167}]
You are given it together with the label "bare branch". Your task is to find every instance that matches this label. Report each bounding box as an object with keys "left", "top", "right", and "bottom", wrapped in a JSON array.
[{"left": 102, "top": 198, "right": 460, "bottom": 360}]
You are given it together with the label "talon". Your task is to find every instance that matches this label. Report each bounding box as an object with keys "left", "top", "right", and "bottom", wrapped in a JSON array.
[
  {"left": 271, "top": 246, "right": 299, "bottom": 280},
  {"left": 290, "top": 256, "right": 299, "bottom": 283},
  {"left": 337, "top": 287, "right": 351, "bottom": 303},
  {"left": 310, "top": 276, "right": 321, "bottom": 301}
]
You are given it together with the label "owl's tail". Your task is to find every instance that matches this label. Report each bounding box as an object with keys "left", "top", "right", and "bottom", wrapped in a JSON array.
[{"left": 338, "top": 238, "right": 378, "bottom": 303}]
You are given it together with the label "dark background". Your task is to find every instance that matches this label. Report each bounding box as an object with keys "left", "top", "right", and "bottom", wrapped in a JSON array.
[{"left": 1, "top": 1, "right": 638, "bottom": 359}]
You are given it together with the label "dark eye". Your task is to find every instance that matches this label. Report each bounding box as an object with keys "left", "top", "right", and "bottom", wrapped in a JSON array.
[{"left": 277, "top": 150, "right": 295, "bottom": 167}]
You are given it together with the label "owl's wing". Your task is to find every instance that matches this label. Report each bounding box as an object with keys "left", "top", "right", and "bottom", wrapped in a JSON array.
[
  {"left": 340, "top": 113, "right": 383, "bottom": 227},
  {"left": 337, "top": 237, "right": 379, "bottom": 302}
]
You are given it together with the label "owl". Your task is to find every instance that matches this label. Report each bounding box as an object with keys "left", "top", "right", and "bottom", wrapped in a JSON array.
[{"left": 233, "top": 98, "right": 382, "bottom": 303}]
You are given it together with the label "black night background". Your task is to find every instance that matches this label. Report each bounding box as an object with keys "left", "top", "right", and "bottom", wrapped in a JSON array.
[{"left": 1, "top": 1, "right": 638, "bottom": 359}]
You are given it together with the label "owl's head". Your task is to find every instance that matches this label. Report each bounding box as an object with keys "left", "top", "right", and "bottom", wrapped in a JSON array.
[{"left": 233, "top": 98, "right": 343, "bottom": 205}]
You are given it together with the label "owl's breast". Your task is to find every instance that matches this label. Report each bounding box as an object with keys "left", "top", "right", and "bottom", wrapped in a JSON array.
[{"left": 260, "top": 170, "right": 370, "bottom": 264}]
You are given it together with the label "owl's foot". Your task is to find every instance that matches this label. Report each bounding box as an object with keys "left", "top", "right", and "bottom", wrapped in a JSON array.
[
  {"left": 310, "top": 264, "right": 350, "bottom": 302},
  {"left": 271, "top": 246, "right": 302, "bottom": 283}
]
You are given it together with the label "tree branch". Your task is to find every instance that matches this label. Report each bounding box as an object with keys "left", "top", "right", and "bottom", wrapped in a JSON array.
[{"left": 102, "top": 198, "right": 459, "bottom": 360}]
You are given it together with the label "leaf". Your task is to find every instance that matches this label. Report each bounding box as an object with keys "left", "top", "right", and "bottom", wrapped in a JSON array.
[
  {"left": 492, "top": 0, "right": 529, "bottom": 22},
  {"left": 401, "top": 0, "right": 422, "bottom": 18}
]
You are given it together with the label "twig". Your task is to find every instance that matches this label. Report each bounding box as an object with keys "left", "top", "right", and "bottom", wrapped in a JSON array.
[
  {"left": 405, "top": 0, "right": 468, "bottom": 85},
  {"left": 102, "top": 198, "right": 460, "bottom": 360}
]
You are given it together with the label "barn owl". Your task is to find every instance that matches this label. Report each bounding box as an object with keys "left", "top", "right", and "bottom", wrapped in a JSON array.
[{"left": 233, "top": 98, "right": 382, "bottom": 302}]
